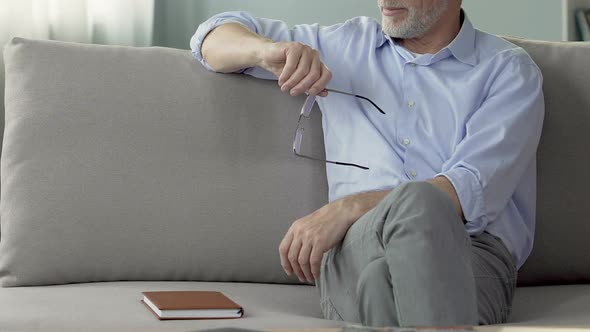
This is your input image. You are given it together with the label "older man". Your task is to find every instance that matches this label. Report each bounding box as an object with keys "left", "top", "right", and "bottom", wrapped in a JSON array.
[{"left": 190, "top": 0, "right": 544, "bottom": 327}]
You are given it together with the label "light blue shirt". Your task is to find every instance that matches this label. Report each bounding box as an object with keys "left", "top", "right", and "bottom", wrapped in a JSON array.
[{"left": 190, "top": 12, "right": 545, "bottom": 269}]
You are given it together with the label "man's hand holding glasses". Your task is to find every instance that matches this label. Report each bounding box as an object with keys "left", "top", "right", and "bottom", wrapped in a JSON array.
[
  {"left": 258, "top": 40, "right": 333, "bottom": 97},
  {"left": 257, "top": 39, "right": 388, "bottom": 169}
]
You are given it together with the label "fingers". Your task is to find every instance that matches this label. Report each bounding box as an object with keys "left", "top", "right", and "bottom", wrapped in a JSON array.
[
  {"left": 298, "top": 242, "right": 314, "bottom": 282},
  {"left": 282, "top": 50, "right": 312, "bottom": 95},
  {"left": 280, "top": 221, "right": 319, "bottom": 283},
  {"left": 287, "top": 238, "right": 305, "bottom": 282},
  {"left": 308, "top": 64, "right": 333, "bottom": 97},
  {"left": 278, "top": 231, "right": 294, "bottom": 276},
  {"left": 279, "top": 44, "right": 332, "bottom": 97},
  {"left": 290, "top": 56, "right": 321, "bottom": 96},
  {"left": 310, "top": 246, "right": 323, "bottom": 281},
  {"left": 278, "top": 45, "right": 302, "bottom": 87}
]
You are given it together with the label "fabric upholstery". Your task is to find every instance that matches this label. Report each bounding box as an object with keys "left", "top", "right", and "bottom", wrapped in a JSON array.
[
  {"left": 0, "top": 38, "right": 327, "bottom": 286},
  {"left": 0, "top": 281, "right": 589, "bottom": 331},
  {"left": 1, "top": 36, "right": 590, "bottom": 289},
  {"left": 1, "top": 45, "right": 5, "bottom": 238},
  {"left": 508, "top": 285, "right": 590, "bottom": 326},
  {"left": 0, "top": 281, "right": 343, "bottom": 331},
  {"left": 504, "top": 38, "right": 590, "bottom": 286}
]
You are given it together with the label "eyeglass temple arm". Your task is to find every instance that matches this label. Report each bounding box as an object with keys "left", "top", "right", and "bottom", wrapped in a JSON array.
[
  {"left": 326, "top": 89, "right": 386, "bottom": 115},
  {"left": 294, "top": 150, "right": 370, "bottom": 170}
]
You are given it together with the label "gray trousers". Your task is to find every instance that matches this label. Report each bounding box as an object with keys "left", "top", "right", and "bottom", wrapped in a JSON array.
[{"left": 316, "top": 181, "right": 517, "bottom": 327}]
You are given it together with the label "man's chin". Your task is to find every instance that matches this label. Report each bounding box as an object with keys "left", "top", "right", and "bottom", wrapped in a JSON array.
[
  {"left": 382, "top": 16, "right": 406, "bottom": 29},
  {"left": 382, "top": 17, "right": 417, "bottom": 38},
  {"left": 382, "top": 22, "right": 401, "bottom": 37},
  {"left": 383, "top": 14, "right": 400, "bottom": 22}
]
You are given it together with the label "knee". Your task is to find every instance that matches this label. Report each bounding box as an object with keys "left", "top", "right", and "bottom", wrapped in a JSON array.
[
  {"left": 392, "top": 181, "right": 454, "bottom": 209},
  {"left": 380, "top": 181, "right": 460, "bottom": 237}
]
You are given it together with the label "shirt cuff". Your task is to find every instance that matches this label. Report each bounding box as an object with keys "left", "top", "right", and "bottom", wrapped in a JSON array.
[
  {"left": 435, "top": 167, "right": 489, "bottom": 232},
  {"left": 190, "top": 19, "right": 252, "bottom": 73}
]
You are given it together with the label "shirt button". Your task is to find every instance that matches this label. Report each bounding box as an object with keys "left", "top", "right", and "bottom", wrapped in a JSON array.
[
  {"left": 408, "top": 101, "right": 416, "bottom": 108},
  {"left": 410, "top": 170, "right": 418, "bottom": 178},
  {"left": 402, "top": 138, "right": 411, "bottom": 146}
]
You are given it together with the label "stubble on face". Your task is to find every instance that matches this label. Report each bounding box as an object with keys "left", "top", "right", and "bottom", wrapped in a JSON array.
[{"left": 379, "top": 0, "right": 449, "bottom": 39}]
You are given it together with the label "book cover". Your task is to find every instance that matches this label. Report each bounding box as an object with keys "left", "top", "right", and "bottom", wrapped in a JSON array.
[{"left": 141, "top": 291, "right": 244, "bottom": 320}]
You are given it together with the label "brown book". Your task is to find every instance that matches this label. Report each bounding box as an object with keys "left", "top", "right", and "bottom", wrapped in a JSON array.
[{"left": 141, "top": 291, "right": 244, "bottom": 320}]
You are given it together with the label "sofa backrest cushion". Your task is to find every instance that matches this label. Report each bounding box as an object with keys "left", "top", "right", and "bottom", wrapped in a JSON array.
[
  {"left": 0, "top": 38, "right": 327, "bottom": 286},
  {"left": 505, "top": 38, "right": 590, "bottom": 286},
  {"left": 2, "top": 36, "right": 590, "bottom": 287}
]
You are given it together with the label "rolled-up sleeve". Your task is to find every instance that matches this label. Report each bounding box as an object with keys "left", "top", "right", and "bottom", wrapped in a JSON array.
[
  {"left": 435, "top": 53, "right": 545, "bottom": 232},
  {"left": 189, "top": 14, "right": 253, "bottom": 72},
  {"left": 189, "top": 11, "right": 348, "bottom": 78}
]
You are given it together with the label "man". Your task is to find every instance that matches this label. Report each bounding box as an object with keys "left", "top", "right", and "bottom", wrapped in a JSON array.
[{"left": 190, "top": 0, "right": 544, "bottom": 327}]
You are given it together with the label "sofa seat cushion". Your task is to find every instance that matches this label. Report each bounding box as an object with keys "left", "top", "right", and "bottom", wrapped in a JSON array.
[
  {"left": 1, "top": 282, "right": 590, "bottom": 331},
  {"left": 508, "top": 285, "right": 590, "bottom": 326},
  {"left": 0, "top": 281, "right": 343, "bottom": 331}
]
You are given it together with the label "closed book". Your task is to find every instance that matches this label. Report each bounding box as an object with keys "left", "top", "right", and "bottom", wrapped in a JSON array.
[{"left": 141, "top": 291, "right": 244, "bottom": 320}]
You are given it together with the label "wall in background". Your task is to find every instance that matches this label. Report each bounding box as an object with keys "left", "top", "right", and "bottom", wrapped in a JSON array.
[
  {"left": 152, "top": 0, "right": 572, "bottom": 50},
  {"left": 152, "top": 0, "right": 380, "bottom": 49},
  {"left": 464, "top": 0, "right": 590, "bottom": 41},
  {"left": 152, "top": 0, "right": 201, "bottom": 50},
  {"left": 1, "top": 0, "right": 154, "bottom": 148},
  {"left": 462, "top": 0, "right": 562, "bottom": 41},
  {"left": 197, "top": 0, "right": 382, "bottom": 26}
]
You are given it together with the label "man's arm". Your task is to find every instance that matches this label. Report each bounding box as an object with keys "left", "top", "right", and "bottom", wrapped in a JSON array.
[
  {"left": 434, "top": 59, "right": 544, "bottom": 230},
  {"left": 201, "top": 23, "right": 272, "bottom": 74},
  {"left": 201, "top": 23, "right": 331, "bottom": 97},
  {"left": 279, "top": 177, "right": 464, "bottom": 283},
  {"left": 190, "top": 11, "right": 352, "bottom": 96}
]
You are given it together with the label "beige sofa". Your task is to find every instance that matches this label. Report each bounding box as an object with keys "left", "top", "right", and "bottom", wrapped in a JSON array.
[{"left": 0, "top": 36, "right": 589, "bottom": 331}]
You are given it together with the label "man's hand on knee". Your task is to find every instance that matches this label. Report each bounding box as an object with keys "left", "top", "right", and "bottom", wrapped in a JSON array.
[
  {"left": 278, "top": 190, "right": 390, "bottom": 283},
  {"left": 278, "top": 199, "right": 355, "bottom": 283}
]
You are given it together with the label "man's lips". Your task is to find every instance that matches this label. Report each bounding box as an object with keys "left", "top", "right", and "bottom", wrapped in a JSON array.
[{"left": 382, "top": 7, "right": 407, "bottom": 17}]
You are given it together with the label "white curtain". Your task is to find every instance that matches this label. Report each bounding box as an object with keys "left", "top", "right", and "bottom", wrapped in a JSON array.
[{"left": 0, "top": 0, "right": 155, "bottom": 47}]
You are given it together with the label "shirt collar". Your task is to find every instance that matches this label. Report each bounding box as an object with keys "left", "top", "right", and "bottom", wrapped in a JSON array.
[
  {"left": 378, "top": 10, "right": 477, "bottom": 67},
  {"left": 446, "top": 11, "right": 477, "bottom": 66}
]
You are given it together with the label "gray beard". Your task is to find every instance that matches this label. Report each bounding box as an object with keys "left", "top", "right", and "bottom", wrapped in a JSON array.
[{"left": 381, "top": 0, "right": 449, "bottom": 39}]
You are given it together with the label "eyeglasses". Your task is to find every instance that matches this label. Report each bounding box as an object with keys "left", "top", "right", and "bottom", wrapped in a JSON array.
[{"left": 293, "top": 89, "right": 386, "bottom": 170}]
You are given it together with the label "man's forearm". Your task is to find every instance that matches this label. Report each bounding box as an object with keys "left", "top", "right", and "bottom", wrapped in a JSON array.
[
  {"left": 201, "top": 23, "right": 271, "bottom": 73},
  {"left": 340, "top": 190, "right": 392, "bottom": 226},
  {"left": 342, "top": 177, "right": 465, "bottom": 227}
]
